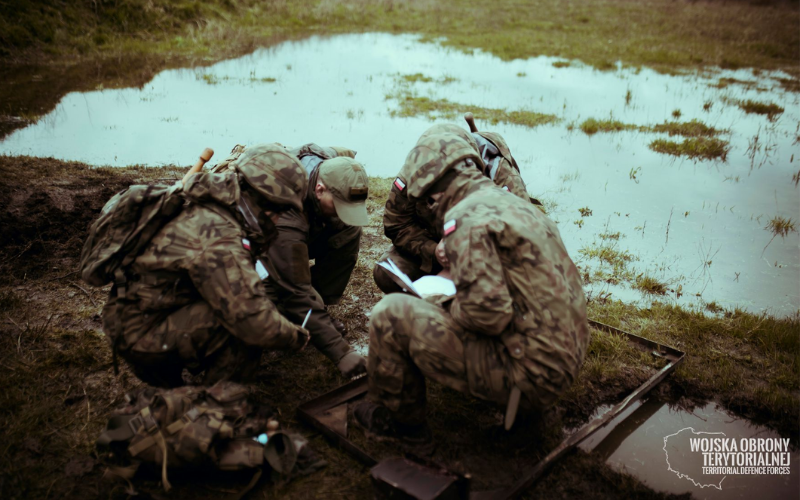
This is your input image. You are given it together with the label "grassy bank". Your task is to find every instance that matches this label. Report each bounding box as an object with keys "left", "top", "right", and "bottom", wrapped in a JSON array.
[
  {"left": 1, "top": 0, "right": 798, "bottom": 138},
  {"left": 0, "top": 157, "right": 797, "bottom": 498},
  {"left": 3, "top": 0, "right": 798, "bottom": 74}
]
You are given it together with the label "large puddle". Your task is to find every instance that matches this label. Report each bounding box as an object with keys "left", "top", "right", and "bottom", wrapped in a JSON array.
[
  {"left": 1, "top": 33, "right": 798, "bottom": 316},
  {"left": 579, "top": 398, "right": 799, "bottom": 499}
]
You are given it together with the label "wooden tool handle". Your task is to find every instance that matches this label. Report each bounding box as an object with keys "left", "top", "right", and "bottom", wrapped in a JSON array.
[
  {"left": 182, "top": 147, "right": 214, "bottom": 184},
  {"left": 464, "top": 112, "right": 478, "bottom": 133}
]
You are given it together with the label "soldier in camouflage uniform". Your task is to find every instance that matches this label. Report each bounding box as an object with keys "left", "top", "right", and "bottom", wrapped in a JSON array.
[
  {"left": 209, "top": 143, "right": 368, "bottom": 377},
  {"left": 372, "top": 123, "right": 533, "bottom": 294},
  {"left": 102, "top": 144, "right": 311, "bottom": 387},
  {"left": 356, "top": 133, "right": 588, "bottom": 450}
]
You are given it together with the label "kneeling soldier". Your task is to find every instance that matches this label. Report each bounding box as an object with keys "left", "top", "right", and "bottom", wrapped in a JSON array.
[
  {"left": 209, "top": 143, "right": 368, "bottom": 377},
  {"left": 373, "top": 122, "right": 534, "bottom": 295},
  {"left": 102, "top": 144, "right": 310, "bottom": 387},
  {"left": 356, "top": 132, "right": 588, "bottom": 452}
]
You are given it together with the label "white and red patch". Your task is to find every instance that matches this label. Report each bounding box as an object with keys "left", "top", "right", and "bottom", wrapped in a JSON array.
[
  {"left": 394, "top": 177, "right": 406, "bottom": 191},
  {"left": 443, "top": 219, "right": 457, "bottom": 236},
  {"left": 242, "top": 238, "right": 251, "bottom": 251},
  {"left": 502, "top": 185, "right": 509, "bottom": 191}
]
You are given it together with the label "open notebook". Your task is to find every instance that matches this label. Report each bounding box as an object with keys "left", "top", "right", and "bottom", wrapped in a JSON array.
[{"left": 377, "top": 259, "right": 456, "bottom": 298}]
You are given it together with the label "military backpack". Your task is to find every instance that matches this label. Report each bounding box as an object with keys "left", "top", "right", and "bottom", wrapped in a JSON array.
[
  {"left": 79, "top": 182, "right": 185, "bottom": 287},
  {"left": 97, "top": 381, "right": 323, "bottom": 493}
]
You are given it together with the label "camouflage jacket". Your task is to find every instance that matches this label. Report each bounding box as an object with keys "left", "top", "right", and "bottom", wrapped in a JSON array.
[
  {"left": 112, "top": 172, "right": 299, "bottom": 351},
  {"left": 442, "top": 182, "right": 589, "bottom": 407},
  {"left": 383, "top": 132, "right": 528, "bottom": 271}
]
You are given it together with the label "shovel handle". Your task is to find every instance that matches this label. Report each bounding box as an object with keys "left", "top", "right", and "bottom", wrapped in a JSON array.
[
  {"left": 182, "top": 147, "right": 214, "bottom": 184},
  {"left": 464, "top": 112, "right": 478, "bottom": 133}
]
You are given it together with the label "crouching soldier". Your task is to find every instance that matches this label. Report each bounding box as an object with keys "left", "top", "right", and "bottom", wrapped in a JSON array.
[
  {"left": 372, "top": 122, "right": 533, "bottom": 295},
  {"left": 210, "top": 143, "right": 368, "bottom": 378},
  {"left": 356, "top": 133, "right": 588, "bottom": 452},
  {"left": 100, "top": 144, "right": 311, "bottom": 387}
]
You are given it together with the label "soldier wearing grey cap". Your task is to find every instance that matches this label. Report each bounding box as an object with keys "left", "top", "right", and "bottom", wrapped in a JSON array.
[{"left": 257, "top": 144, "right": 369, "bottom": 378}]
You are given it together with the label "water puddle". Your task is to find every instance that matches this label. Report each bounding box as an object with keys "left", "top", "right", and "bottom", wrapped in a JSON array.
[
  {"left": 1, "top": 33, "right": 798, "bottom": 315},
  {"left": 579, "top": 398, "right": 799, "bottom": 499}
]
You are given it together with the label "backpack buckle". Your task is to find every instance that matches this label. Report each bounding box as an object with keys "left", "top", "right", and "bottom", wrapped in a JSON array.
[{"left": 128, "top": 415, "right": 144, "bottom": 434}]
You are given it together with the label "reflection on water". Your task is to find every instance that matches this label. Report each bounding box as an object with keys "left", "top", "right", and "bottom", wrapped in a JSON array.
[
  {"left": 0, "top": 33, "right": 797, "bottom": 316},
  {"left": 580, "top": 398, "right": 799, "bottom": 499}
]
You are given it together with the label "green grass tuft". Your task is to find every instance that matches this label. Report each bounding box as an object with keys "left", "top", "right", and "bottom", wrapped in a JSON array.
[
  {"left": 649, "top": 137, "right": 730, "bottom": 161},
  {"left": 738, "top": 99, "right": 784, "bottom": 119},
  {"left": 579, "top": 118, "right": 636, "bottom": 135},
  {"left": 388, "top": 92, "right": 560, "bottom": 129}
]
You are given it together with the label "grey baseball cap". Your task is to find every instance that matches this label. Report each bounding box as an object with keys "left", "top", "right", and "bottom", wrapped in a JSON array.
[{"left": 318, "top": 157, "right": 369, "bottom": 226}]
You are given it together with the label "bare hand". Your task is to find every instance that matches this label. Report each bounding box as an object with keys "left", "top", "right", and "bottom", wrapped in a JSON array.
[
  {"left": 435, "top": 239, "right": 449, "bottom": 269},
  {"left": 293, "top": 326, "right": 311, "bottom": 351}
]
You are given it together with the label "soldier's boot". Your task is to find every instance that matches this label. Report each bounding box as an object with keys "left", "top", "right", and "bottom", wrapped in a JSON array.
[
  {"left": 331, "top": 318, "right": 347, "bottom": 337},
  {"left": 324, "top": 307, "right": 347, "bottom": 337},
  {"left": 354, "top": 400, "right": 434, "bottom": 457}
]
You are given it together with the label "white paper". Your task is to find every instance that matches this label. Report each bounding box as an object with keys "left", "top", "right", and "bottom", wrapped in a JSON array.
[
  {"left": 412, "top": 275, "right": 456, "bottom": 297},
  {"left": 255, "top": 260, "right": 269, "bottom": 280},
  {"left": 377, "top": 258, "right": 420, "bottom": 296}
]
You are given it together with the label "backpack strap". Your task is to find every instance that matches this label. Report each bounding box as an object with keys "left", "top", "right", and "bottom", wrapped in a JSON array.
[{"left": 127, "top": 407, "right": 172, "bottom": 491}]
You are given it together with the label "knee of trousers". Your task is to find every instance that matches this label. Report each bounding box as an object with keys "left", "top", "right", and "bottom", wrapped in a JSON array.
[
  {"left": 372, "top": 263, "right": 403, "bottom": 294},
  {"left": 369, "top": 293, "right": 419, "bottom": 342}
]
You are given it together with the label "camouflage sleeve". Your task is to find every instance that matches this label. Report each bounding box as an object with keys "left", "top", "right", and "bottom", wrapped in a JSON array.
[
  {"left": 445, "top": 223, "right": 513, "bottom": 335},
  {"left": 186, "top": 221, "right": 298, "bottom": 350},
  {"left": 493, "top": 160, "right": 530, "bottom": 202},
  {"left": 383, "top": 183, "right": 438, "bottom": 273},
  {"left": 262, "top": 224, "right": 354, "bottom": 363}
]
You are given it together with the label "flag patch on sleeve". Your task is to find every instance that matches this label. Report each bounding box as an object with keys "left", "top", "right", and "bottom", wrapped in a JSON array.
[
  {"left": 394, "top": 178, "right": 406, "bottom": 191},
  {"left": 502, "top": 185, "right": 509, "bottom": 191},
  {"left": 443, "top": 219, "right": 457, "bottom": 236},
  {"left": 242, "top": 238, "right": 251, "bottom": 251}
]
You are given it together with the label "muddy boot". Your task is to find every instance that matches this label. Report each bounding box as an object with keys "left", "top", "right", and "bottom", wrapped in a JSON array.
[{"left": 354, "top": 401, "right": 435, "bottom": 457}]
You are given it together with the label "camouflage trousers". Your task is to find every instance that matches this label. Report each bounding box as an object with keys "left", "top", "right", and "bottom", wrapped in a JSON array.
[
  {"left": 104, "top": 297, "right": 262, "bottom": 388},
  {"left": 366, "top": 293, "right": 515, "bottom": 425},
  {"left": 372, "top": 245, "right": 443, "bottom": 295}
]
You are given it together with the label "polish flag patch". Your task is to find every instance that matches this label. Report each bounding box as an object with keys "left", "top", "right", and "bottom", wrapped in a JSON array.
[
  {"left": 242, "top": 238, "right": 251, "bottom": 251},
  {"left": 394, "top": 177, "right": 406, "bottom": 191},
  {"left": 443, "top": 219, "right": 457, "bottom": 236},
  {"left": 502, "top": 186, "right": 509, "bottom": 191}
]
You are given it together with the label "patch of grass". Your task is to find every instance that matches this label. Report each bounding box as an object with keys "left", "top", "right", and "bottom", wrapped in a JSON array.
[
  {"left": 579, "top": 118, "right": 724, "bottom": 138},
  {"left": 633, "top": 273, "right": 668, "bottom": 296},
  {"left": 400, "top": 72, "right": 433, "bottom": 83},
  {"left": 588, "top": 300, "right": 800, "bottom": 437},
  {"left": 649, "top": 137, "right": 730, "bottom": 161},
  {"left": 671, "top": 108, "right": 682, "bottom": 119},
  {"left": 579, "top": 118, "right": 637, "bottom": 135},
  {"left": 650, "top": 119, "right": 723, "bottom": 137},
  {"left": 738, "top": 99, "right": 785, "bottom": 120},
  {"left": 387, "top": 92, "right": 560, "bottom": 129},
  {"left": 762, "top": 216, "right": 797, "bottom": 256},
  {"left": 777, "top": 77, "right": 800, "bottom": 93},
  {"left": 552, "top": 61, "right": 571, "bottom": 68}
]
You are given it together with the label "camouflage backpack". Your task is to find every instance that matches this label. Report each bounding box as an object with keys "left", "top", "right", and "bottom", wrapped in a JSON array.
[
  {"left": 97, "top": 381, "right": 324, "bottom": 492},
  {"left": 79, "top": 182, "right": 185, "bottom": 287}
]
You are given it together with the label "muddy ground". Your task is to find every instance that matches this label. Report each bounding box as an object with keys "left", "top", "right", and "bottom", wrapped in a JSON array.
[{"left": 0, "top": 156, "right": 795, "bottom": 499}]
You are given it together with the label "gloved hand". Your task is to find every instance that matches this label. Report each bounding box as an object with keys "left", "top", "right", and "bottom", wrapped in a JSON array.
[
  {"left": 289, "top": 326, "right": 310, "bottom": 351},
  {"left": 337, "top": 351, "right": 366, "bottom": 378}
]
